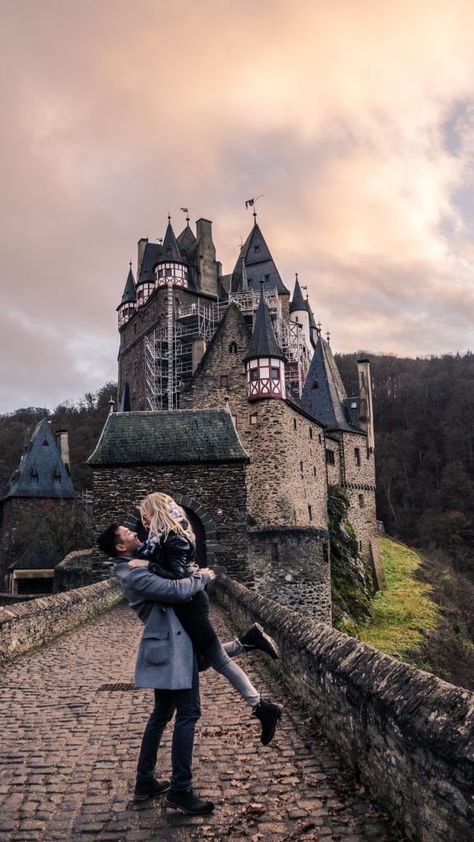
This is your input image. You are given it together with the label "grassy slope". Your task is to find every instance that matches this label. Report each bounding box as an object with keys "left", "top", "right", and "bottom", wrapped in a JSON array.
[
  {"left": 356, "top": 537, "right": 474, "bottom": 690},
  {"left": 358, "top": 537, "right": 439, "bottom": 656}
]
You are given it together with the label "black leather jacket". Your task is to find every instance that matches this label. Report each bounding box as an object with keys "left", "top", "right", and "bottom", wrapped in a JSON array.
[{"left": 148, "top": 531, "right": 197, "bottom": 580}]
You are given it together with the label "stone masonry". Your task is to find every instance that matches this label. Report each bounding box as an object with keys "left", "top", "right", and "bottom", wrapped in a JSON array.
[{"left": 0, "top": 597, "right": 400, "bottom": 842}]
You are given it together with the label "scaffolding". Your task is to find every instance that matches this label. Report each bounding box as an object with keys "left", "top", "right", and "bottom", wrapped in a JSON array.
[{"left": 144, "top": 288, "right": 312, "bottom": 409}]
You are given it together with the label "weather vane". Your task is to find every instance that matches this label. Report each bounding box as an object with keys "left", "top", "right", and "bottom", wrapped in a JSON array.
[{"left": 244, "top": 194, "right": 264, "bottom": 223}]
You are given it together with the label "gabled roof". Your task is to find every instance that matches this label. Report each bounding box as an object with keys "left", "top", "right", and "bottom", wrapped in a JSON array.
[
  {"left": 290, "top": 277, "right": 306, "bottom": 313},
  {"left": 87, "top": 410, "right": 249, "bottom": 466},
  {"left": 231, "top": 224, "right": 289, "bottom": 295},
  {"left": 137, "top": 241, "right": 162, "bottom": 284},
  {"left": 300, "top": 337, "right": 361, "bottom": 432},
  {"left": 3, "top": 418, "right": 75, "bottom": 499},
  {"left": 243, "top": 290, "right": 287, "bottom": 363},
  {"left": 158, "top": 220, "right": 185, "bottom": 264},
  {"left": 117, "top": 265, "right": 136, "bottom": 308}
]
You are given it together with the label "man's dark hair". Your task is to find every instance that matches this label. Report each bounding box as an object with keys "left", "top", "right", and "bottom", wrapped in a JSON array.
[{"left": 97, "top": 522, "right": 122, "bottom": 558}]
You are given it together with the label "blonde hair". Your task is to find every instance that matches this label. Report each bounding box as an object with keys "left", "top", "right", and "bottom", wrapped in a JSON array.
[{"left": 139, "top": 492, "right": 195, "bottom": 543}]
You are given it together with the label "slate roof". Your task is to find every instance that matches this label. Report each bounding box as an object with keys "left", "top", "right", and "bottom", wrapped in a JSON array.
[
  {"left": 3, "top": 418, "right": 75, "bottom": 499},
  {"left": 231, "top": 224, "right": 289, "bottom": 295},
  {"left": 117, "top": 266, "right": 136, "bottom": 308},
  {"left": 177, "top": 223, "right": 197, "bottom": 259},
  {"left": 137, "top": 241, "right": 162, "bottom": 283},
  {"left": 289, "top": 277, "right": 306, "bottom": 313},
  {"left": 243, "top": 290, "right": 287, "bottom": 363},
  {"left": 300, "top": 338, "right": 361, "bottom": 432},
  {"left": 158, "top": 220, "right": 185, "bottom": 264},
  {"left": 87, "top": 410, "right": 249, "bottom": 466}
]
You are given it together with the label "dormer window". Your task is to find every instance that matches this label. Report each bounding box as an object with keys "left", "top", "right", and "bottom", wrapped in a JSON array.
[{"left": 30, "top": 467, "right": 39, "bottom": 482}]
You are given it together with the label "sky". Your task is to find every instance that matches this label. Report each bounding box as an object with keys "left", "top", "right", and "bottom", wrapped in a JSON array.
[{"left": 2, "top": 0, "right": 474, "bottom": 412}]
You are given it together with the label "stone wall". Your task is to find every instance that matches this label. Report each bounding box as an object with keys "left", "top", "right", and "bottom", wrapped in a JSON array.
[
  {"left": 0, "top": 497, "right": 74, "bottom": 588},
  {"left": 341, "top": 431, "right": 377, "bottom": 559},
  {"left": 247, "top": 527, "right": 331, "bottom": 623},
  {"left": 0, "top": 579, "right": 122, "bottom": 663},
  {"left": 91, "top": 461, "right": 248, "bottom": 578},
  {"left": 213, "top": 575, "right": 474, "bottom": 842},
  {"left": 182, "top": 304, "right": 328, "bottom": 530}
]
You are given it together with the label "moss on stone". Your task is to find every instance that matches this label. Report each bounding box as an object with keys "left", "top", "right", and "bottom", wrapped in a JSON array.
[{"left": 329, "top": 485, "right": 374, "bottom": 630}]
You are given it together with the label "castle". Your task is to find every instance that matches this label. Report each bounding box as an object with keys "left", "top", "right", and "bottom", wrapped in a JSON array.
[{"left": 88, "top": 212, "right": 378, "bottom": 621}]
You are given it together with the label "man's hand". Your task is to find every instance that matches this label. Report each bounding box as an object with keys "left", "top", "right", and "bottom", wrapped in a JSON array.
[
  {"left": 128, "top": 558, "right": 149, "bottom": 569},
  {"left": 199, "top": 567, "right": 216, "bottom": 582}
]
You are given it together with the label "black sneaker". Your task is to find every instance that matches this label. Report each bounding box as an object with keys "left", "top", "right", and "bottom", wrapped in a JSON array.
[
  {"left": 253, "top": 700, "right": 283, "bottom": 745},
  {"left": 239, "top": 623, "right": 280, "bottom": 660},
  {"left": 164, "top": 788, "right": 215, "bottom": 815},
  {"left": 133, "top": 778, "right": 170, "bottom": 802}
]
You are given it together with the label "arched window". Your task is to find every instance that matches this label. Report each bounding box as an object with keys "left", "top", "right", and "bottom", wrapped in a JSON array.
[{"left": 229, "top": 342, "right": 238, "bottom": 354}]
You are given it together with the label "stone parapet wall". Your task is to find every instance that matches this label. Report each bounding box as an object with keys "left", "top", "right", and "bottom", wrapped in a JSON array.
[
  {"left": 213, "top": 575, "right": 474, "bottom": 842},
  {"left": 246, "top": 527, "right": 331, "bottom": 623},
  {"left": 0, "top": 579, "right": 122, "bottom": 663}
]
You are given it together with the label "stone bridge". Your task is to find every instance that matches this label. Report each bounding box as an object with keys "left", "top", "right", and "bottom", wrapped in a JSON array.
[{"left": 0, "top": 578, "right": 472, "bottom": 842}]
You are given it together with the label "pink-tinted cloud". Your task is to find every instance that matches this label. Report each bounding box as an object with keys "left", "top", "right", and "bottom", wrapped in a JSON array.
[{"left": 2, "top": 0, "right": 474, "bottom": 411}]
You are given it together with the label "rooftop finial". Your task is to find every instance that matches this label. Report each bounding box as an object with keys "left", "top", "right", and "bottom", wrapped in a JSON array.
[
  {"left": 168, "top": 212, "right": 171, "bottom": 223},
  {"left": 129, "top": 261, "right": 132, "bottom": 270},
  {"left": 326, "top": 330, "right": 331, "bottom": 343},
  {"left": 108, "top": 395, "right": 116, "bottom": 414},
  {"left": 317, "top": 321, "right": 322, "bottom": 333},
  {"left": 295, "top": 272, "right": 298, "bottom": 282},
  {"left": 180, "top": 207, "right": 190, "bottom": 225}
]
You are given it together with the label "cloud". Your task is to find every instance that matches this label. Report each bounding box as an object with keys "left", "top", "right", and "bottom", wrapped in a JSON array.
[{"left": 1, "top": 0, "right": 474, "bottom": 410}]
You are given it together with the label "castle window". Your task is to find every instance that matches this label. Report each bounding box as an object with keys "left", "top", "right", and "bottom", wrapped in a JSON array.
[
  {"left": 250, "top": 413, "right": 258, "bottom": 425},
  {"left": 313, "top": 466, "right": 317, "bottom": 478},
  {"left": 271, "top": 543, "right": 279, "bottom": 561},
  {"left": 359, "top": 494, "right": 365, "bottom": 508},
  {"left": 318, "top": 434, "right": 322, "bottom": 444},
  {"left": 309, "top": 428, "right": 313, "bottom": 439},
  {"left": 254, "top": 244, "right": 260, "bottom": 253},
  {"left": 308, "top": 504, "right": 313, "bottom": 522},
  {"left": 300, "top": 460, "right": 304, "bottom": 475},
  {"left": 250, "top": 369, "right": 259, "bottom": 382},
  {"left": 293, "top": 419, "right": 297, "bottom": 430},
  {"left": 354, "top": 447, "right": 361, "bottom": 466},
  {"left": 229, "top": 342, "right": 238, "bottom": 354},
  {"left": 220, "top": 374, "right": 229, "bottom": 388},
  {"left": 359, "top": 540, "right": 363, "bottom": 551},
  {"left": 265, "top": 274, "right": 270, "bottom": 282},
  {"left": 325, "top": 449, "right": 335, "bottom": 465},
  {"left": 367, "top": 447, "right": 371, "bottom": 459},
  {"left": 271, "top": 366, "right": 280, "bottom": 381}
]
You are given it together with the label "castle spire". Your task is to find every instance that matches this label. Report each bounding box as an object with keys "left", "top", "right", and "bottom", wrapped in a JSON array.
[
  {"left": 116, "top": 264, "right": 137, "bottom": 329},
  {"left": 243, "top": 287, "right": 287, "bottom": 401},
  {"left": 159, "top": 219, "right": 185, "bottom": 264}
]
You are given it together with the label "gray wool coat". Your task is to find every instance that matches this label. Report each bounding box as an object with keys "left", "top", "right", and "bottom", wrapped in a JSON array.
[{"left": 114, "top": 558, "right": 211, "bottom": 690}]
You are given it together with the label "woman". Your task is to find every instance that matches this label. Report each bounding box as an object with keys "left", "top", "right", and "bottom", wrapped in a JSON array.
[{"left": 128, "top": 491, "right": 283, "bottom": 746}]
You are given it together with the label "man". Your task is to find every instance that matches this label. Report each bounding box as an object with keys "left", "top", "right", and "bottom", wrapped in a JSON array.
[{"left": 97, "top": 523, "right": 279, "bottom": 816}]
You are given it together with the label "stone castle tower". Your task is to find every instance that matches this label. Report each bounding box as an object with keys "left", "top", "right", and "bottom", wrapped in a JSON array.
[{"left": 89, "top": 213, "right": 378, "bottom": 621}]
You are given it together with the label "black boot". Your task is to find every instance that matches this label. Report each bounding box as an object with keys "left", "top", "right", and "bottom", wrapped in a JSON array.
[
  {"left": 164, "top": 788, "right": 215, "bottom": 815},
  {"left": 253, "top": 699, "right": 283, "bottom": 745},
  {"left": 133, "top": 778, "right": 170, "bottom": 802},
  {"left": 239, "top": 623, "right": 279, "bottom": 660}
]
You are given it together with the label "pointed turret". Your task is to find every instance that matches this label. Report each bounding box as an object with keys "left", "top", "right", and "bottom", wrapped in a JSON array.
[
  {"left": 231, "top": 223, "right": 289, "bottom": 295},
  {"left": 156, "top": 217, "right": 189, "bottom": 289},
  {"left": 289, "top": 274, "right": 312, "bottom": 350},
  {"left": 3, "top": 419, "right": 75, "bottom": 500},
  {"left": 244, "top": 288, "right": 287, "bottom": 400},
  {"left": 301, "top": 336, "right": 360, "bottom": 431},
  {"left": 117, "top": 264, "right": 137, "bottom": 329}
]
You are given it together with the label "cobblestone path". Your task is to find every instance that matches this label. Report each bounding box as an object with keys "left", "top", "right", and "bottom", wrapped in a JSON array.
[{"left": 0, "top": 603, "right": 403, "bottom": 842}]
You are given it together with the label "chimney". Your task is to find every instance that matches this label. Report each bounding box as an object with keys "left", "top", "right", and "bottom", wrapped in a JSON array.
[
  {"left": 55, "top": 429, "right": 71, "bottom": 475},
  {"left": 192, "top": 336, "right": 207, "bottom": 373},
  {"left": 196, "top": 218, "right": 218, "bottom": 297},
  {"left": 137, "top": 237, "right": 148, "bottom": 276},
  {"left": 357, "top": 358, "right": 375, "bottom": 451}
]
